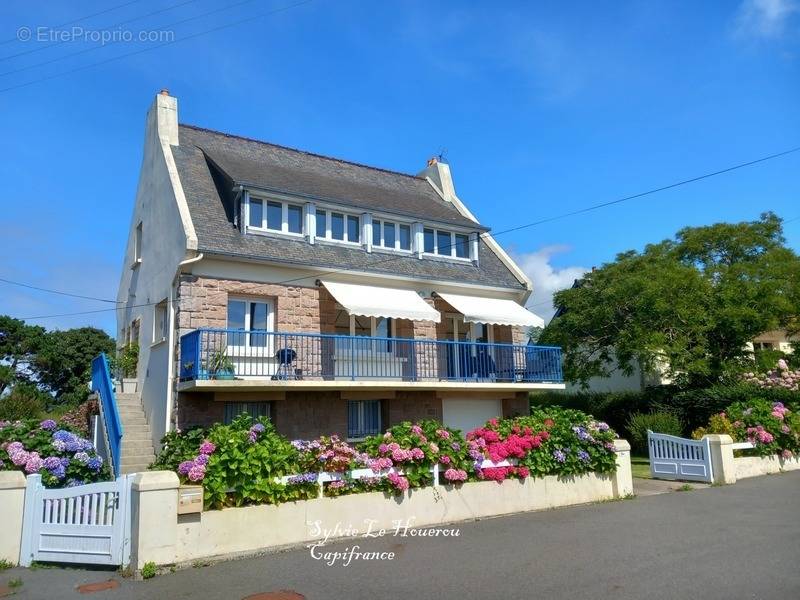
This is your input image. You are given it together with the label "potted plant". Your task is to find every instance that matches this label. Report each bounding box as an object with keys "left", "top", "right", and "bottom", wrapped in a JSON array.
[
  {"left": 111, "top": 343, "right": 139, "bottom": 393},
  {"left": 208, "top": 348, "right": 235, "bottom": 380}
]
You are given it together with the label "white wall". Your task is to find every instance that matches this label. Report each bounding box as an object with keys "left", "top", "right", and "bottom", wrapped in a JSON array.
[{"left": 116, "top": 93, "right": 195, "bottom": 448}]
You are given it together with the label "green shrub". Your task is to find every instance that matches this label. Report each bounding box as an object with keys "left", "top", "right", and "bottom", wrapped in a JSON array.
[
  {"left": 110, "top": 343, "right": 139, "bottom": 378},
  {"left": 657, "top": 384, "right": 800, "bottom": 432},
  {"left": 141, "top": 561, "right": 156, "bottom": 579},
  {"left": 0, "top": 384, "right": 46, "bottom": 420},
  {"left": 530, "top": 388, "right": 671, "bottom": 435},
  {"left": 625, "top": 411, "right": 683, "bottom": 453}
]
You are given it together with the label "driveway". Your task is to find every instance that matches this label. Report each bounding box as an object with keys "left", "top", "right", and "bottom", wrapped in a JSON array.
[{"left": 4, "top": 471, "right": 799, "bottom": 600}]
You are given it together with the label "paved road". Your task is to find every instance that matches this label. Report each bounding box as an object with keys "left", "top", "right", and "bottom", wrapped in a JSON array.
[{"left": 5, "top": 471, "right": 799, "bottom": 600}]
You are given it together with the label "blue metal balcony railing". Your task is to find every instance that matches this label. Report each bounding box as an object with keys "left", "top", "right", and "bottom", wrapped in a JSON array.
[{"left": 179, "top": 329, "right": 563, "bottom": 384}]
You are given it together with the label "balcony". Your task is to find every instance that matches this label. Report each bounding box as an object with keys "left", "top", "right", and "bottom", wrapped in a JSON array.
[{"left": 179, "top": 329, "right": 563, "bottom": 389}]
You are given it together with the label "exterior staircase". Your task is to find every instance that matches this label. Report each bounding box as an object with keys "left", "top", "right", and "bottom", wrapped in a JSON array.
[{"left": 114, "top": 392, "right": 156, "bottom": 474}]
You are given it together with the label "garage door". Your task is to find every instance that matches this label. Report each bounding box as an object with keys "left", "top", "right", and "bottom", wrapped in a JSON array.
[{"left": 442, "top": 398, "right": 502, "bottom": 436}]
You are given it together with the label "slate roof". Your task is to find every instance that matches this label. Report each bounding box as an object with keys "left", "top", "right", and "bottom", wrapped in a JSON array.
[{"left": 171, "top": 124, "right": 526, "bottom": 290}]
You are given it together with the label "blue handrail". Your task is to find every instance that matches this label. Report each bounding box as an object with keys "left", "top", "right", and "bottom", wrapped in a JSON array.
[
  {"left": 91, "top": 353, "right": 124, "bottom": 477},
  {"left": 179, "top": 328, "right": 563, "bottom": 383}
]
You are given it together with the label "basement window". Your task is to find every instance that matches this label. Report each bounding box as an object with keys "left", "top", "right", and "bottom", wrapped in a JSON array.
[
  {"left": 347, "top": 400, "right": 381, "bottom": 440},
  {"left": 223, "top": 402, "right": 271, "bottom": 425}
]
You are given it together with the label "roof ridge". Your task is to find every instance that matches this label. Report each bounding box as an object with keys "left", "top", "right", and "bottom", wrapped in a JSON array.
[{"left": 179, "top": 123, "right": 427, "bottom": 183}]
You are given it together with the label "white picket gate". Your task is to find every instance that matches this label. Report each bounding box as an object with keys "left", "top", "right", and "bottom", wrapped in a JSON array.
[
  {"left": 19, "top": 474, "right": 132, "bottom": 567},
  {"left": 647, "top": 430, "right": 713, "bottom": 483}
]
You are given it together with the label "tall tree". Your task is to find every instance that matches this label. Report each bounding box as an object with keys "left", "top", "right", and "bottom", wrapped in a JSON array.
[
  {"left": 0, "top": 316, "right": 45, "bottom": 395},
  {"left": 541, "top": 213, "right": 800, "bottom": 387},
  {"left": 34, "top": 327, "right": 115, "bottom": 405}
]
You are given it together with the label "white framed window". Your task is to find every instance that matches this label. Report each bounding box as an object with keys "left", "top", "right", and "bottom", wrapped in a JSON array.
[
  {"left": 333, "top": 313, "right": 395, "bottom": 352},
  {"left": 315, "top": 209, "right": 361, "bottom": 244},
  {"left": 423, "top": 227, "right": 471, "bottom": 259},
  {"left": 132, "top": 222, "right": 143, "bottom": 266},
  {"left": 153, "top": 299, "right": 168, "bottom": 344},
  {"left": 246, "top": 196, "right": 304, "bottom": 236},
  {"left": 227, "top": 297, "right": 275, "bottom": 351},
  {"left": 372, "top": 219, "right": 412, "bottom": 252},
  {"left": 347, "top": 400, "right": 381, "bottom": 440}
]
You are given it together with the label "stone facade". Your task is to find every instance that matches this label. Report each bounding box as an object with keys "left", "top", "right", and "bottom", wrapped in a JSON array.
[
  {"left": 174, "top": 275, "right": 534, "bottom": 435},
  {"left": 177, "top": 389, "right": 527, "bottom": 440}
]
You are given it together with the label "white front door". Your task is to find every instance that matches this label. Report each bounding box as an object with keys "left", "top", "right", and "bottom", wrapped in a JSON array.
[{"left": 442, "top": 398, "right": 502, "bottom": 436}]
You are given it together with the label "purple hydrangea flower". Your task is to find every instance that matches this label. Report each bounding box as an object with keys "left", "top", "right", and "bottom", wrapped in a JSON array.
[
  {"left": 43, "top": 456, "right": 62, "bottom": 470},
  {"left": 87, "top": 457, "right": 103, "bottom": 471},
  {"left": 194, "top": 453, "right": 209, "bottom": 466},
  {"left": 252, "top": 423, "right": 266, "bottom": 434},
  {"left": 553, "top": 449, "right": 567, "bottom": 463},
  {"left": 199, "top": 440, "right": 216, "bottom": 455},
  {"left": 39, "top": 419, "right": 57, "bottom": 431},
  {"left": 577, "top": 450, "right": 590, "bottom": 462},
  {"left": 178, "top": 460, "right": 194, "bottom": 475},
  {"left": 25, "top": 452, "right": 44, "bottom": 474},
  {"left": 51, "top": 439, "right": 66, "bottom": 452},
  {"left": 287, "top": 472, "right": 318, "bottom": 484}
]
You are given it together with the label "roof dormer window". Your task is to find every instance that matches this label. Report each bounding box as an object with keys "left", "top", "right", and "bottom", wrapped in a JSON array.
[
  {"left": 423, "top": 227, "right": 471, "bottom": 260},
  {"left": 373, "top": 219, "right": 412, "bottom": 252},
  {"left": 316, "top": 208, "right": 360, "bottom": 244},
  {"left": 246, "top": 195, "right": 304, "bottom": 236}
]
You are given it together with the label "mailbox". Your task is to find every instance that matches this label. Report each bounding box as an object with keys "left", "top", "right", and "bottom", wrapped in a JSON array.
[{"left": 178, "top": 485, "right": 204, "bottom": 514}]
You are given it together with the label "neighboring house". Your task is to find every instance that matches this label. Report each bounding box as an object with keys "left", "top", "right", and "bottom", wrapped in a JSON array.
[
  {"left": 116, "top": 90, "right": 562, "bottom": 457},
  {"left": 749, "top": 330, "right": 797, "bottom": 354}
]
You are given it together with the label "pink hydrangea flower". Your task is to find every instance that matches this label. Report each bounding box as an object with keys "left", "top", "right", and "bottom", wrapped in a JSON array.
[
  {"left": 199, "top": 440, "right": 216, "bottom": 455},
  {"left": 410, "top": 448, "right": 425, "bottom": 460},
  {"left": 443, "top": 468, "right": 467, "bottom": 482},
  {"left": 436, "top": 429, "right": 451, "bottom": 440},
  {"left": 387, "top": 472, "right": 409, "bottom": 491},
  {"left": 187, "top": 464, "right": 206, "bottom": 482}
]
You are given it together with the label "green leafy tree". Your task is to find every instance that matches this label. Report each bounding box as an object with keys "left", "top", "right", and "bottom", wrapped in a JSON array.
[
  {"left": 0, "top": 316, "right": 45, "bottom": 395},
  {"left": 542, "top": 212, "right": 800, "bottom": 387},
  {"left": 34, "top": 327, "right": 115, "bottom": 406}
]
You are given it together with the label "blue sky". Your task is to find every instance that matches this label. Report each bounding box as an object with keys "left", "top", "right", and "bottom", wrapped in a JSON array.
[{"left": 0, "top": 0, "right": 798, "bottom": 335}]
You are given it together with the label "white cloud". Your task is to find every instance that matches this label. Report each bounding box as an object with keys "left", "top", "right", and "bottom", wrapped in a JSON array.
[
  {"left": 734, "top": 0, "right": 799, "bottom": 39},
  {"left": 512, "top": 245, "right": 589, "bottom": 324}
]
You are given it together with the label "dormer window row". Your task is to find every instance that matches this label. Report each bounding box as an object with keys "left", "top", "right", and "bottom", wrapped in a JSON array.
[{"left": 242, "top": 192, "right": 478, "bottom": 264}]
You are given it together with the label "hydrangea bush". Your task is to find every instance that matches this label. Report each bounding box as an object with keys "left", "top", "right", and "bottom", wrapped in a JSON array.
[
  {"left": 741, "top": 359, "right": 800, "bottom": 392},
  {"left": 151, "top": 415, "right": 317, "bottom": 509},
  {"left": 151, "top": 407, "right": 621, "bottom": 509},
  {"left": 0, "top": 419, "right": 109, "bottom": 487},
  {"left": 359, "top": 421, "right": 473, "bottom": 492},
  {"left": 468, "top": 408, "right": 618, "bottom": 482},
  {"left": 692, "top": 398, "right": 800, "bottom": 458}
]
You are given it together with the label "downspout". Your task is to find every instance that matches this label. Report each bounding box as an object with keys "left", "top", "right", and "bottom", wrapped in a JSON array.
[{"left": 165, "top": 252, "right": 204, "bottom": 435}]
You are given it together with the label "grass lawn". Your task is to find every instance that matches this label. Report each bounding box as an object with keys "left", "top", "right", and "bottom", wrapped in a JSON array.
[{"left": 630, "top": 455, "right": 651, "bottom": 479}]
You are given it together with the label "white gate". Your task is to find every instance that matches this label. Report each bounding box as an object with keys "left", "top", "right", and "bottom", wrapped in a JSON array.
[
  {"left": 19, "top": 474, "right": 132, "bottom": 567},
  {"left": 647, "top": 430, "right": 713, "bottom": 483}
]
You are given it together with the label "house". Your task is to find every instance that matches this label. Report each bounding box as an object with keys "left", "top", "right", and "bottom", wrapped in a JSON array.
[
  {"left": 749, "top": 330, "right": 797, "bottom": 354},
  {"left": 115, "top": 90, "right": 563, "bottom": 468}
]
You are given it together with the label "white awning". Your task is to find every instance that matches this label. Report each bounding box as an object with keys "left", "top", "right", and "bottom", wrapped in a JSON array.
[
  {"left": 320, "top": 280, "right": 441, "bottom": 323},
  {"left": 436, "top": 292, "right": 545, "bottom": 328}
]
